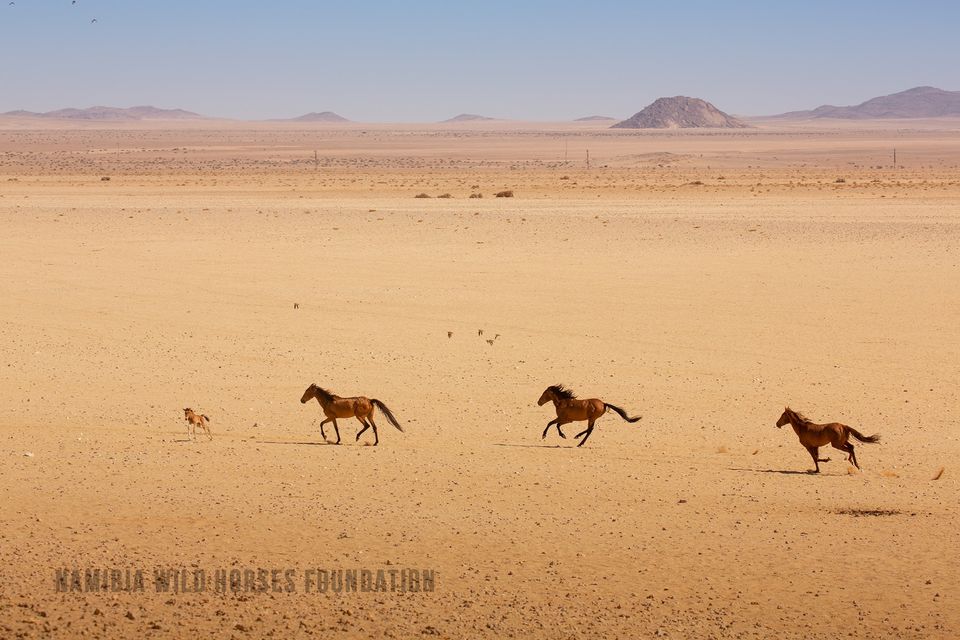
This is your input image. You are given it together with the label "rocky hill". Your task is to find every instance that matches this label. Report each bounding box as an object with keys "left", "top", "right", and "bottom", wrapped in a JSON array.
[
  {"left": 288, "top": 111, "right": 350, "bottom": 122},
  {"left": 442, "top": 114, "right": 496, "bottom": 123},
  {"left": 612, "top": 97, "right": 748, "bottom": 129},
  {"left": 575, "top": 115, "right": 617, "bottom": 122}
]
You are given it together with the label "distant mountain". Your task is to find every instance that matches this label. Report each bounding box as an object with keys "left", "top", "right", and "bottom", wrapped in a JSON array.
[
  {"left": 2, "top": 105, "right": 205, "bottom": 120},
  {"left": 612, "top": 97, "right": 749, "bottom": 129},
  {"left": 774, "top": 86, "right": 960, "bottom": 119},
  {"left": 287, "top": 111, "right": 350, "bottom": 123},
  {"left": 575, "top": 115, "right": 617, "bottom": 122},
  {"left": 443, "top": 113, "right": 496, "bottom": 123}
]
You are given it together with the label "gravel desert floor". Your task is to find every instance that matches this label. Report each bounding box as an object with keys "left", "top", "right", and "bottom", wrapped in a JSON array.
[{"left": 1, "top": 122, "right": 958, "bottom": 638}]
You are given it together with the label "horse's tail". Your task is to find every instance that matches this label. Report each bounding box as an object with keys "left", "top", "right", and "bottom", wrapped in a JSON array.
[
  {"left": 604, "top": 403, "right": 641, "bottom": 423},
  {"left": 848, "top": 427, "right": 879, "bottom": 444},
  {"left": 202, "top": 415, "right": 211, "bottom": 423},
  {"left": 372, "top": 399, "right": 403, "bottom": 432}
]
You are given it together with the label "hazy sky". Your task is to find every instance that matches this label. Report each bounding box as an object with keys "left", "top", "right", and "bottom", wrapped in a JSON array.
[{"left": 1, "top": 0, "right": 957, "bottom": 121}]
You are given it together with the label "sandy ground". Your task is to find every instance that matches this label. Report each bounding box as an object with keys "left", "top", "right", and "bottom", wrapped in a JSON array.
[{"left": 1, "top": 123, "right": 959, "bottom": 638}]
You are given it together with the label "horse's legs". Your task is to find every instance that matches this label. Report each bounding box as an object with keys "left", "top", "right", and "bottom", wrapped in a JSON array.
[
  {"left": 574, "top": 420, "right": 591, "bottom": 439},
  {"left": 542, "top": 418, "right": 559, "bottom": 439},
  {"left": 331, "top": 419, "right": 341, "bottom": 444},
  {"left": 805, "top": 445, "right": 822, "bottom": 472},
  {"left": 356, "top": 417, "right": 370, "bottom": 441},
  {"left": 368, "top": 414, "right": 379, "bottom": 446},
  {"left": 319, "top": 417, "right": 332, "bottom": 442},
  {"left": 576, "top": 420, "right": 596, "bottom": 447},
  {"left": 829, "top": 440, "right": 858, "bottom": 468},
  {"left": 845, "top": 443, "right": 860, "bottom": 469}
]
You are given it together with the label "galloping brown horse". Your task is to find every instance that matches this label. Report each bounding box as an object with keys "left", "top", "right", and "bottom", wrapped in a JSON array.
[
  {"left": 776, "top": 407, "right": 880, "bottom": 472},
  {"left": 300, "top": 384, "right": 402, "bottom": 446},
  {"left": 538, "top": 384, "right": 641, "bottom": 447}
]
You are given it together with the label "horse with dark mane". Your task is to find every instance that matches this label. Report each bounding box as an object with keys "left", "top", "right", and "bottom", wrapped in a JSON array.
[
  {"left": 538, "top": 384, "right": 641, "bottom": 447},
  {"left": 183, "top": 408, "right": 212, "bottom": 441},
  {"left": 776, "top": 406, "right": 880, "bottom": 472},
  {"left": 300, "top": 384, "right": 402, "bottom": 446}
]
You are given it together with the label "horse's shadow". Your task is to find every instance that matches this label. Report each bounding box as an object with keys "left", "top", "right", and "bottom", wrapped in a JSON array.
[
  {"left": 492, "top": 442, "right": 572, "bottom": 449},
  {"left": 258, "top": 440, "right": 353, "bottom": 447},
  {"left": 728, "top": 467, "right": 824, "bottom": 476}
]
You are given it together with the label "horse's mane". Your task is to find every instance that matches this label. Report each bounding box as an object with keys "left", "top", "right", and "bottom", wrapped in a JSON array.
[
  {"left": 786, "top": 407, "right": 810, "bottom": 424},
  {"left": 548, "top": 384, "right": 577, "bottom": 399},
  {"left": 310, "top": 384, "right": 335, "bottom": 403}
]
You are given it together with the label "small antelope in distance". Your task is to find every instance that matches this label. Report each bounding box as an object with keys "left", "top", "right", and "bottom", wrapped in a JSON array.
[
  {"left": 183, "top": 408, "right": 212, "bottom": 441},
  {"left": 776, "top": 407, "right": 880, "bottom": 473},
  {"left": 300, "top": 384, "right": 403, "bottom": 446},
  {"left": 538, "top": 384, "right": 641, "bottom": 447}
]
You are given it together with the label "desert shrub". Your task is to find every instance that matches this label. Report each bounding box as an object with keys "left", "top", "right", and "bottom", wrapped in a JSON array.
[
  {"left": 100, "top": 176, "right": 111, "bottom": 181},
  {"left": 469, "top": 193, "right": 483, "bottom": 199},
  {"left": 414, "top": 193, "right": 431, "bottom": 198},
  {"left": 437, "top": 193, "right": 452, "bottom": 199},
  {"left": 835, "top": 177, "right": 846, "bottom": 183},
  {"left": 495, "top": 190, "right": 514, "bottom": 198}
]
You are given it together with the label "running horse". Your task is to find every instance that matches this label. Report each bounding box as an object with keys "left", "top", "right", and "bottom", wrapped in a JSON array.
[
  {"left": 300, "top": 384, "right": 403, "bottom": 446},
  {"left": 776, "top": 407, "right": 880, "bottom": 472},
  {"left": 183, "top": 408, "right": 212, "bottom": 441},
  {"left": 538, "top": 384, "right": 641, "bottom": 447}
]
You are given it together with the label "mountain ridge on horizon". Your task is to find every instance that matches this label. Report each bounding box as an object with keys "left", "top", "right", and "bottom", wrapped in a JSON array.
[
  {"left": 769, "top": 86, "right": 960, "bottom": 119},
  {"left": 2, "top": 105, "right": 206, "bottom": 121},
  {"left": 4, "top": 86, "right": 960, "bottom": 124}
]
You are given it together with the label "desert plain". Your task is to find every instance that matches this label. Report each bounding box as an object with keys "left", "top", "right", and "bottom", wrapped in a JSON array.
[{"left": 1, "top": 119, "right": 959, "bottom": 638}]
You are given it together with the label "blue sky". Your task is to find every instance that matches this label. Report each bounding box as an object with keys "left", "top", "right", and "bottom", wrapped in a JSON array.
[{"left": 1, "top": 0, "right": 957, "bottom": 121}]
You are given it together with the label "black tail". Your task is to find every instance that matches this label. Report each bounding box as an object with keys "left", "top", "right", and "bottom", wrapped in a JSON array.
[
  {"left": 202, "top": 415, "right": 211, "bottom": 423},
  {"left": 848, "top": 427, "right": 879, "bottom": 443},
  {"left": 371, "top": 399, "right": 403, "bottom": 432},
  {"left": 604, "top": 403, "right": 641, "bottom": 423}
]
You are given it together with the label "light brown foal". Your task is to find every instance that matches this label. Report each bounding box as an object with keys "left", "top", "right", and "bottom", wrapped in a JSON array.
[
  {"left": 776, "top": 407, "right": 880, "bottom": 472},
  {"left": 183, "top": 408, "right": 212, "bottom": 441},
  {"left": 538, "top": 384, "right": 641, "bottom": 447},
  {"left": 300, "top": 384, "right": 402, "bottom": 446}
]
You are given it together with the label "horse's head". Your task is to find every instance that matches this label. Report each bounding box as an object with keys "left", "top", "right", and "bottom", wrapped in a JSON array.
[
  {"left": 776, "top": 407, "right": 792, "bottom": 428},
  {"left": 537, "top": 387, "right": 554, "bottom": 406},
  {"left": 300, "top": 384, "right": 316, "bottom": 404}
]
